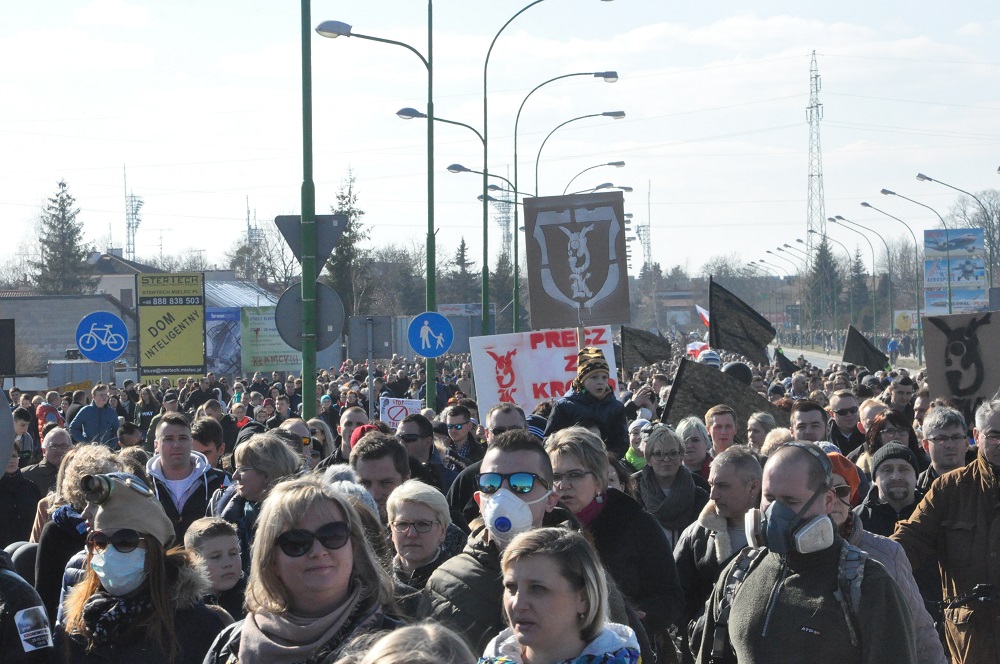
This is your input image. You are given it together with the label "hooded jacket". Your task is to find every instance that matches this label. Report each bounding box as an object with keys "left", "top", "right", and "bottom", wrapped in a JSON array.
[
  {"left": 146, "top": 451, "right": 227, "bottom": 543},
  {"left": 479, "top": 622, "right": 640, "bottom": 664},
  {"left": 544, "top": 390, "right": 629, "bottom": 458},
  {"left": 0, "top": 550, "right": 53, "bottom": 663}
]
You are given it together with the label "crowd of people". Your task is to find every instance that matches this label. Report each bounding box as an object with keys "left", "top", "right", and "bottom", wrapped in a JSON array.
[
  {"left": 1, "top": 341, "right": 997, "bottom": 664},
  {"left": 776, "top": 328, "right": 921, "bottom": 359}
]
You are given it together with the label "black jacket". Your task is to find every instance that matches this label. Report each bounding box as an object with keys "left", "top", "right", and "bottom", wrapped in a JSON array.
[
  {"left": 0, "top": 471, "right": 41, "bottom": 548},
  {"left": 0, "top": 551, "right": 54, "bottom": 663},
  {"left": 34, "top": 517, "right": 87, "bottom": 620},
  {"left": 853, "top": 484, "right": 924, "bottom": 538},
  {"left": 147, "top": 455, "right": 228, "bottom": 544},
  {"left": 544, "top": 390, "right": 629, "bottom": 457}
]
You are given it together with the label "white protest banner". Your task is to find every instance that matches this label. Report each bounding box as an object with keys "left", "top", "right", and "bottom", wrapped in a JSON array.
[
  {"left": 470, "top": 325, "right": 616, "bottom": 416},
  {"left": 379, "top": 397, "right": 423, "bottom": 430}
]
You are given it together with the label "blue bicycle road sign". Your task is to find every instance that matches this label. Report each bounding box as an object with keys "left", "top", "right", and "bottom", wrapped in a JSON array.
[
  {"left": 407, "top": 312, "right": 454, "bottom": 358},
  {"left": 76, "top": 312, "right": 129, "bottom": 363}
]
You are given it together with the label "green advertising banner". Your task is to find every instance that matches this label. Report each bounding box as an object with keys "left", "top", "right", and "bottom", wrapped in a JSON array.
[{"left": 240, "top": 307, "right": 299, "bottom": 374}]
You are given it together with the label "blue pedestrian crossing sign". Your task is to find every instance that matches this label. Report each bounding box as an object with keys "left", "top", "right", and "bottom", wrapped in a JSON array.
[
  {"left": 76, "top": 312, "right": 128, "bottom": 363},
  {"left": 407, "top": 312, "right": 454, "bottom": 358}
]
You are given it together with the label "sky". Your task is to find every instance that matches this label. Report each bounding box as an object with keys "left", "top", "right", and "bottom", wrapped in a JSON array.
[{"left": 3, "top": 1, "right": 999, "bottom": 282}]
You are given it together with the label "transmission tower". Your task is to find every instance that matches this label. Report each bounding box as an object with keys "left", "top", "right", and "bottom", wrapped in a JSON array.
[
  {"left": 805, "top": 50, "right": 826, "bottom": 261},
  {"left": 246, "top": 196, "right": 263, "bottom": 243},
  {"left": 486, "top": 182, "right": 513, "bottom": 256},
  {"left": 635, "top": 185, "right": 658, "bottom": 328},
  {"left": 123, "top": 167, "right": 143, "bottom": 262}
]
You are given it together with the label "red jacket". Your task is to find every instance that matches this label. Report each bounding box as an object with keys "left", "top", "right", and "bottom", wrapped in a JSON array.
[{"left": 35, "top": 403, "right": 64, "bottom": 440}]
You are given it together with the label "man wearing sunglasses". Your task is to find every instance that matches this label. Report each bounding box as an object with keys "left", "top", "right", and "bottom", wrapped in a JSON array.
[
  {"left": 396, "top": 413, "right": 457, "bottom": 493},
  {"left": 828, "top": 390, "right": 864, "bottom": 455},
  {"left": 444, "top": 405, "right": 484, "bottom": 466}
]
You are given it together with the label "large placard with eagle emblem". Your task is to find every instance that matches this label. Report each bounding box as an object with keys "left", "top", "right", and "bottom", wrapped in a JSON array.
[{"left": 523, "top": 192, "right": 631, "bottom": 329}]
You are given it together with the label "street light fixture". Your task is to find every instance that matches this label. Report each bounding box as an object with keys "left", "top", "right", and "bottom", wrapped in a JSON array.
[
  {"left": 881, "top": 188, "right": 952, "bottom": 314},
  {"left": 316, "top": 4, "right": 438, "bottom": 409},
  {"left": 535, "top": 111, "right": 626, "bottom": 195},
  {"left": 916, "top": 172, "right": 995, "bottom": 287},
  {"left": 563, "top": 161, "right": 625, "bottom": 195},
  {"left": 829, "top": 217, "right": 878, "bottom": 337},
  {"left": 835, "top": 215, "right": 892, "bottom": 339},
  {"left": 861, "top": 200, "right": 923, "bottom": 363}
]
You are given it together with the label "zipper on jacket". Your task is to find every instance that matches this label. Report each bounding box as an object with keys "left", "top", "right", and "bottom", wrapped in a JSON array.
[{"left": 761, "top": 558, "right": 788, "bottom": 637}]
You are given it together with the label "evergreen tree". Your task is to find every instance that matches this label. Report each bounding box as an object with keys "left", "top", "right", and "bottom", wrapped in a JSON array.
[
  {"left": 440, "top": 237, "right": 480, "bottom": 304},
  {"left": 31, "top": 180, "right": 99, "bottom": 295},
  {"left": 324, "top": 169, "right": 370, "bottom": 320},
  {"left": 804, "top": 237, "right": 842, "bottom": 328},
  {"left": 490, "top": 249, "right": 514, "bottom": 333},
  {"left": 848, "top": 248, "right": 872, "bottom": 332}
]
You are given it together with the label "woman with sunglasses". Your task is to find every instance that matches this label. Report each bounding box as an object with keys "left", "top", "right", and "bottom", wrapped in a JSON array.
[
  {"left": 479, "top": 527, "right": 640, "bottom": 664},
  {"left": 855, "top": 410, "right": 929, "bottom": 479},
  {"left": 205, "top": 476, "right": 400, "bottom": 663},
  {"left": 308, "top": 417, "right": 336, "bottom": 460},
  {"left": 545, "top": 427, "right": 682, "bottom": 660},
  {"left": 633, "top": 424, "right": 709, "bottom": 547},
  {"left": 57, "top": 472, "right": 226, "bottom": 663},
  {"left": 826, "top": 454, "right": 948, "bottom": 664}
]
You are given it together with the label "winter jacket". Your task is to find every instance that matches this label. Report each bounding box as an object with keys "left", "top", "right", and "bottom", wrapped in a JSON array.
[
  {"left": 892, "top": 452, "right": 1000, "bottom": 664},
  {"left": 34, "top": 509, "right": 88, "bottom": 620},
  {"left": 146, "top": 451, "right": 227, "bottom": 544},
  {"left": 479, "top": 622, "right": 640, "bottom": 664},
  {"left": 853, "top": 484, "right": 924, "bottom": 538},
  {"left": 0, "top": 471, "right": 42, "bottom": 548},
  {"left": 55, "top": 550, "right": 226, "bottom": 663},
  {"left": 68, "top": 404, "right": 119, "bottom": 447},
  {"left": 35, "top": 403, "right": 64, "bottom": 442},
  {"left": 694, "top": 539, "right": 917, "bottom": 664},
  {"left": 181, "top": 387, "right": 211, "bottom": 415},
  {"left": 21, "top": 459, "right": 59, "bottom": 497},
  {"left": 588, "top": 488, "right": 684, "bottom": 634},
  {"left": 846, "top": 517, "right": 948, "bottom": 664},
  {"left": 544, "top": 390, "right": 629, "bottom": 458},
  {"left": 0, "top": 551, "right": 54, "bottom": 663},
  {"left": 633, "top": 465, "right": 709, "bottom": 547}
]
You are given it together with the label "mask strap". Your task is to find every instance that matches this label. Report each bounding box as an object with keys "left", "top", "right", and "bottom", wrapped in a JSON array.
[
  {"left": 523, "top": 490, "right": 553, "bottom": 507},
  {"left": 791, "top": 483, "right": 829, "bottom": 527}
]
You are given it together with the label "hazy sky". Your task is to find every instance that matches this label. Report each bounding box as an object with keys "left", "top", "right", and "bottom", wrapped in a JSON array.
[{"left": 3, "top": 1, "right": 998, "bottom": 279}]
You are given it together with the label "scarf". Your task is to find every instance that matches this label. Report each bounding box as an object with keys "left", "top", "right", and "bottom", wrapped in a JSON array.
[
  {"left": 239, "top": 583, "right": 363, "bottom": 664},
  {"left": 638, "top": 464, "right": 697, "bottom": 531},
  {"left": 52, "top": 504, "right": 88, "bottom": 536},
  {"left": 576, "top": 494, "right": 606, "bottom": 529},
  {"left": 624, "top": 447, "right": 645, "bottom": 471},
  {"left": 80, "top": 588, "right": 154, "bottom": 646}
]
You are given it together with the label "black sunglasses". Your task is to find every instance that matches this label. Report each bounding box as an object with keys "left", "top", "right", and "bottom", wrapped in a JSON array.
[
  {"left": 833, "top": 406, "right": 859, "bottom": 416},
  {"left": 398, "top": 433, "right": 422, "bottom": 443},
  {"left": 833, "top": 485, "right": 853, "bottom": 500},
  {"left": 489, "top": 426, "right": 519, "bottom": 436},
  {"left": 276, "top": 521, "right": 351, "bottom": 557},
  {"left": 477, "top": 472, "right": 549, "bottom": 495},
  {"left": 87, "top": 529, "right": 145, "bottom": 554}
]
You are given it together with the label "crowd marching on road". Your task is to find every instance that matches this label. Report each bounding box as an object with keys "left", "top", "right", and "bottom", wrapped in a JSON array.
[{"left": 2, "top": 338, "right": 998, "bottom": 664}]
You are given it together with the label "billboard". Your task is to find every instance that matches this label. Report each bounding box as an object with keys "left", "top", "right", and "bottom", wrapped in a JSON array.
[
  {"left": 470, "top": 325, "right": 616, "bottom": 417},
  {"left": 925, "top": 289, "right": 989, "bottom": 315},
  {"left": 923, "top": 228, "right": 987, "bottom": 315},
  {"left": 923, "top": 258, "right": 987, "bottom": 289},
  {"left": 893, "top": 309, "right": 922, "bottom": 332},
  {"left": 523, "top": 192, "right": 630, "bottom": 329},
  {"left": 923, "top": 228, "right": 985, "bottom": 259},
  {"left": 137, "top": 273, "right": 205, "bottom": 377},
  {"left": 206, "top": 308, "right": 241, "bottom": 377},
  {"left": 240, "top": 307, "right": 299, "bottom": 374}
]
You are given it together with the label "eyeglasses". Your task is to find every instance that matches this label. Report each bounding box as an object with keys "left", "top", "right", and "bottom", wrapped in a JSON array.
[
  {"left": 982, "top": 431, "right": 1000, "bottom": 443},
  {"left": 446, "top": 422, "right": 468, "bottom": 430},
  {"left": 832, "top": 406, "right": 859, "bottom": 416},
  {"left": 552, "top": 469, "right": 595, "bottom": 486},
  {"left": 833, "top": 485, "right": 853, "bottom": 500},
  {"left": 477, "top": 472, "right": 549, "bottom": 495},
  {"left": 390, "top": 520, "right": 439, "bottom": 534},
  {"left": 490, "top": 426, "right": 519, "bottom": 436},
  {"left": 926, "top": 434, "right": 967, "bottom": 445},
  {"left": 880, "top": 427, "right": 908, "bottom": 438},
  {"left": 398, "top": 434, "right": 422, "bottom": 444},
  {"left": 649, "top": 449, "right": 682, "bottom": 461},
  {"left": 276, "top": 521, "right": 351, "bottom": 557},
  {"left": 87, "top": 529, "right": 146, "bottom": 554}
]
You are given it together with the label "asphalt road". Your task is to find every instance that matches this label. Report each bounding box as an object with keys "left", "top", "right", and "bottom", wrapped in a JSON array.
[{"left": 781, "top": 345, "right": 921, "bottom": 370}]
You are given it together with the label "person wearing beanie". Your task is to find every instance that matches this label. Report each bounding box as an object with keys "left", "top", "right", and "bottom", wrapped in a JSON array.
[
  {"left": 543, "top": 347, "right": 628, "bottom": 458},
  {"left": 56, "top": 472, "right": 226, "bottom": 663},
  {"left": 853, "top": 442, "right": 923, "bottom": 537}
]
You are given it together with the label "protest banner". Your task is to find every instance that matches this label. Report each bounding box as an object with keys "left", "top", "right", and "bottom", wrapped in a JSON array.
[
  {"left": 923, "top": 311, "right": 997, "bottom": 429},
  {"left": 136, "top": 273, "right": 205, "bottom": 377},
  {"left": 379, "top": 397, "right": 422, "bottom": 430},
  {"left": 240, "top": 307, "right": 299, "bottom": 374},
  {"left": 470, "top": 325, "right": 616, "bottom": 416}
]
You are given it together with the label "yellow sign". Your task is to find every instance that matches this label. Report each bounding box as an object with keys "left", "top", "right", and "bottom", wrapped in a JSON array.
[{"left": 137, "top": 273, "right": 205, "bottom": 376}]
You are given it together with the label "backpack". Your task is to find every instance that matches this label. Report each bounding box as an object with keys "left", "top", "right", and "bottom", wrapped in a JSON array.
[{"left": 707, "top": 541, "right": 867, "bottom": 663}]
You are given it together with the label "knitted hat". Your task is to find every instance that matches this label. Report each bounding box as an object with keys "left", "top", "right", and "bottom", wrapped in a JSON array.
[
  {"left": 262, "top": 398, "right": 275, "bottom": 407},
  {"left": 827, "top": 452, "right": 860, "bottom": 501},
  {"left": 526, "top": 415, "right": 547, "bottom": 441},
  {"left": 573, "top": 347, "right": 610, "bottom": 391},
  {"left": 162, "top": 391, "right": 178, "bottom": 404},
  {"left": 85, "top": 473, "right": 175, "bottom": 548},
  {"left": 629, "top": 418, "right": 650, "bottom": 433},
  {"left": 871, "top": 443, "right": 919, "bottom": 477},
  {"left": 350, "top": 424, "right": 380, "bottom": 449},
  {"left": 320, "top": 394, "right": 333, "bottom": 403}
]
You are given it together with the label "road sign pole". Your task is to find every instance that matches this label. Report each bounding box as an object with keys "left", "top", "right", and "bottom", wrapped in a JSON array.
[
  {"left": 300, "top": 0, "right": 317, "bottom": 420},
  {"left": 366, "top": 317, "right": 375, "bottom": 421}
]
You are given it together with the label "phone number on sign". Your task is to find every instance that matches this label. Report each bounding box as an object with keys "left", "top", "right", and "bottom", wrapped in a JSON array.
[{"left": 139, "top": 297, "right": 203, "bottom": 306}]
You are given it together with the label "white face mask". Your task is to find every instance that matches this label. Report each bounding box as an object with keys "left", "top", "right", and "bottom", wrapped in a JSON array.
[
  {"left": 480, "top": 488, "right": 553, "bottom": 543},
  {"left": 90, "top": 547, "right": 147, "bottom": 596}
]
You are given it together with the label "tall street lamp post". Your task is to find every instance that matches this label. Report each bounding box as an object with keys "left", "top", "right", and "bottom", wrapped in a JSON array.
[
  {"left": 829, "top": 217, "right": 878, "bottom": 338},
  {"left": 316, "top": 3, "right": 438, "bottom": 408},
  {"left": 563, "top": 161, "right": 625, "bottom": 194},
  {"left": 835, "top": 215, "right": 892, "bottom": 341},
  {"left": 881, "top": 188, "right": 952, "bottom": 314},
  {"left": 917, "top": 173, "right": 995, "bottom": 288}
]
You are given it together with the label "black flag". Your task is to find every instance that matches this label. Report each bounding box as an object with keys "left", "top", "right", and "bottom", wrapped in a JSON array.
[
  {"left": 842, "top": 325, "right": 890, "bottom": 373},
  {"left": 708, "top": 278, "right": 776, "bottom": 366},
  {"left": 620, "top": 327, "right": 672, "bottom": 372},
  {"left": 774, "top": 346, "right": 798, "bottom": 376}
]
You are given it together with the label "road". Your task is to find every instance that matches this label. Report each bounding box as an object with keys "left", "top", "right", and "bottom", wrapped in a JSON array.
[{"left": 781, "top": 346, "right": 920, "bottom": 370}]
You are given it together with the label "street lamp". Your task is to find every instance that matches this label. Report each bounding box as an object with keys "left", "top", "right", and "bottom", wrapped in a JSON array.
[
  {"left": 835, "top": 215, "right": 892, "bottom": 339},
  {"left": 861, "top": 201, "right": 923, "bottom": 363},
  {"left": 569, "top": 182, "right": 633, "bottom": 195},
  {"left": 829, "top": 217, "right": 878, "bottom": 338},
  {"left": 882, "top": 188, "right": 952, "bottom": 314},
  {"left": 448, "top": 163, "right": 524, "bottom": 197},
  {"left": 316, "top": 5, "right": 439, "bottom": 409},
  {"left": 916, "top": 172, "right": 995, "bottom": 288},
  {"left": 563, "top": 161, "right": 625, "bottom": 195},
  {"left": 535, "top": 111, "right": 626, "bottom": 195},
  {"left": 806, "top": 232, "right": 855, "bottom": 337}
]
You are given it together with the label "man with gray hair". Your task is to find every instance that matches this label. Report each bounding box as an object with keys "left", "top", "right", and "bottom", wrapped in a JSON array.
[
  {"left": 916, "top": 406, "right": 969, "bottom": 492},
  {"left": 893, "top": 399, "right": 1000, "bottom": 664}
]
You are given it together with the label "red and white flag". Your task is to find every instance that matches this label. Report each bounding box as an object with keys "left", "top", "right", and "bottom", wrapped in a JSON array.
[{"left": 696, "top": 304, "right": 710, "bottom": 327}]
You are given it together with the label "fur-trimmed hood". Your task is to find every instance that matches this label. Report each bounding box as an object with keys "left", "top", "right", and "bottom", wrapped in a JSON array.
[
  {"left": 168, "top": 550, "right": 212, "bottom": 609},
  {"left": 696, "top": 499, "right": 734, "bottom": 562}
]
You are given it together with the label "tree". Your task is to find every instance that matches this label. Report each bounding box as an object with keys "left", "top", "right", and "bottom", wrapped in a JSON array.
[
  {"left": 325, "top": 169, "right": 370, "bottom": 318},
  {"left": 31, "top": 180, "right": 99, "bottom": 294},
  {"left": 356, "top": 242, "right": 426, "bottom": 317},
  {"left": 949, "top": 188, "right": 1000, "bottom": 288},
  {"left": 847, "top": 248, "right": 872, "bottom": 332},
  {"left": 224, "top": 222, "right": 299, "bottom": 289},
  {"left": 491, "top": 249, "right": 515, "bottom": 333},
  {"left": 439, "top": 237, "right": 480, "bottom": 304},
  {"left": 803, "top": 237, "right": 842, "bottom": 329}
]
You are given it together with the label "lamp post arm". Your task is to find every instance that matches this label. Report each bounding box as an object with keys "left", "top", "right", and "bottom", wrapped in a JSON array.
[
  {"left": 350, "top": 33, "right": 429, "bottom": 70},
  {"left": 564, "top": 164, "right": 604, "bottom": 195},
  {"left": 535, "top": 113, "right": 600, "bottom": 195},
  {"left": 434, "top": 117, "right": 483, "bottom": 145}
]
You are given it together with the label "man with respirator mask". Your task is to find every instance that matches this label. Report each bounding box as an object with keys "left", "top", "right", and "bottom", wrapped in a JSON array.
[{"left": 695, "top": 441, "right": 916, "bottom": 664}]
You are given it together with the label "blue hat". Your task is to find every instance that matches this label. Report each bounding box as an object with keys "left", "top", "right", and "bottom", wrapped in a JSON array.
[{"left": 320, "top": 394, "right": 333, "bottom": 403}]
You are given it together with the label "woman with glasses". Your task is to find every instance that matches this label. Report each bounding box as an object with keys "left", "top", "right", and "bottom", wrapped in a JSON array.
[
  {"left": 386, "top": 480, "right": 453, "bottom": 590},
  {"left": 479, "top": 527, "right": 641, "bottom": 664},
  {"left": 676, "top": 417, "right": 713, "bottom": 489},
  {"left": 57, "top": 472, "right": 226, "bottom": 662},
  {"left": 634, "top": 424, "right": 709, "bottom": 547},
  {"left": 826, "top": 454, "right": 948, "bottom": 664},
  {"left": 856, "top": 410, "right": 929, "bottom": 479},
  {"left": 545, "top": 427, "right": 682, "bottom": 659},
  {"left": 308, "top": 417, "right": 336, "bottom": 460},
  {"left": 205, "top": 477, "right": 400, "bottom": 663}
]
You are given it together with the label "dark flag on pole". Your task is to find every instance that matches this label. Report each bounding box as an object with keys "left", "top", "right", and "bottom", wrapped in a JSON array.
[
  {"left": 774, "top": 346, "right": 798, "bottom": 376},
  {"left": 620, "top": 327, "right": 672, "bottom": 373},
  {"left": 842, "top": 325, "right": 890, "bottom": 373},
  {"left": 708, "top": 278, "right": 776, "bottom": 366}
]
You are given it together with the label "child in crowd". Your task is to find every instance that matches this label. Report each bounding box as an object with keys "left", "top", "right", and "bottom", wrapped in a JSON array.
[{"left": 184, "top": 517, "right": 245, "bottom": 621}]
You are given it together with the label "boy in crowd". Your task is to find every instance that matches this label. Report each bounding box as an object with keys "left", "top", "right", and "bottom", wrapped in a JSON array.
[{"left": 184, "top": 517, "right": 245, "bottom": 621}]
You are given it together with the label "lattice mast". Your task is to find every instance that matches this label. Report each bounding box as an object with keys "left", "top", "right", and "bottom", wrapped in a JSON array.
[
  {"left": 485, "top": 180, "right": 513, "bottom": 257},
  {"left": 123, "top": 166, "right": 143, "bottom": 261},
  {"left": 805, "top": 50, "right": 825, "bottom": 263}
]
